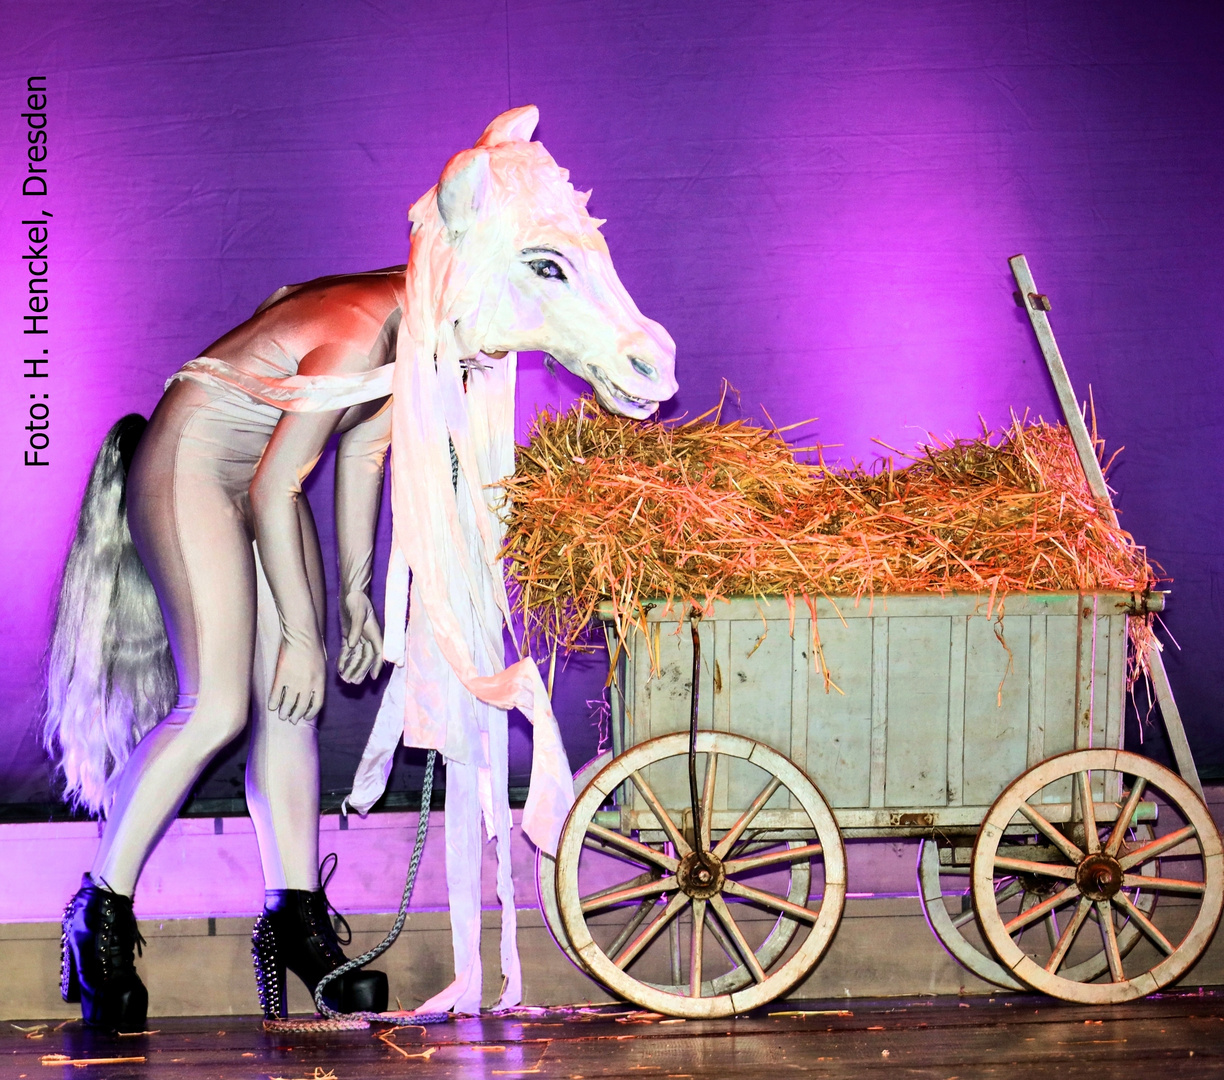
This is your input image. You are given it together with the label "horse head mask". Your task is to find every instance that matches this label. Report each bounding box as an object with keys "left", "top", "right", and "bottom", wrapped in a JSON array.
[{"left": 408, "top": 105, "right": 678, "bottom": 418}]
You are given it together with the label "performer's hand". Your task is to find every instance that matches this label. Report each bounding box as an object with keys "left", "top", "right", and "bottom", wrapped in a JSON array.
[
  {"left": 339, "top": 590, "right": 384, "bottom": 684},
  {"left": 269, "top": 638, "right": 326, "bottom": 722}
]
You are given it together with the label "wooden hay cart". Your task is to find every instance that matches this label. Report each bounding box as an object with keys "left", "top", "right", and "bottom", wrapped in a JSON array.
[{"left": 533, "top": 257, "right": 1224, "bottom": 1018}]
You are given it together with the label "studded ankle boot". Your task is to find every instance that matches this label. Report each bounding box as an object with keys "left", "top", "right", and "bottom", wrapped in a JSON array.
[
  {"left": 61, "top": 874, "right": 148, "bottom": 1032},
  {"left": 251, "top": 888, "right": 388, "bottom": 1019}
]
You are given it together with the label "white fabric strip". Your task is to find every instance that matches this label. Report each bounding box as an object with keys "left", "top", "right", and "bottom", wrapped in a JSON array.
[{"left": 167, "top": 356, "right": 395, "bottom": 411}]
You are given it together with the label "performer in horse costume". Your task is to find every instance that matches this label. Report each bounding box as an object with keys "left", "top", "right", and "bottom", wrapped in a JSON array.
[
  {"left": 45, "top": 106, "right": 676, "bottom": 1029},
  {"left": 47, "top": 265, "right": 404, "bottom": 1029}
]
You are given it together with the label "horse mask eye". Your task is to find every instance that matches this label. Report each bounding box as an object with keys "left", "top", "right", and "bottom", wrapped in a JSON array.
[{"left": 528, "top": 258, "right": 566, "bottom": 282}]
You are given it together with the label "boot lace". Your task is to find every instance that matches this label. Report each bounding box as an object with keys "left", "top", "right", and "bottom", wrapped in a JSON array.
[{"left": 317, "top": 853, "right": 351, "bottom": 946}]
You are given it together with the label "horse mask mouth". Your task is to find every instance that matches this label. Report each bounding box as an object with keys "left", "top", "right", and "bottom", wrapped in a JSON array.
[{"left": 582, "top": 364, "right": 665, "bottom": 419}]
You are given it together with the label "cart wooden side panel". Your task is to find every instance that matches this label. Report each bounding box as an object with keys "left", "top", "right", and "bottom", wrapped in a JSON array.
[{"left": 605, "top": 591, "right": 1142, "bottom": 835}]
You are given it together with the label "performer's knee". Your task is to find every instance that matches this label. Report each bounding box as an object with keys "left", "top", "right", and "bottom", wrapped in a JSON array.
[{"left": 163, "top": 690, "right": 249, "bottom": 754}]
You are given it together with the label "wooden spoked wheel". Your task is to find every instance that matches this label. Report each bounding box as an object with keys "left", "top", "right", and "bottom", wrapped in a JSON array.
[
  {"left": 554, "top": 731, "right": 846, "bottom": 1018},
  {"left": 918, "top": 837, "right": 1024, "bottom": 990},
  {"left": 542, "top": 750, "right": 813, "bottom": 993},
  {"left": 972, "top": 749, "right": 1223, "bottom": 1003},
  {"left": 920, "top": 827, "right": 1157, "bottom": 991},
  {"left": 537, "top": 751, "right": 614, "bottom": 972}
]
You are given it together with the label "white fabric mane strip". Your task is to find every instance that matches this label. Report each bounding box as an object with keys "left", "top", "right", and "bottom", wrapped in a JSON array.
[{"left": 171, "top": 357, "right": 395, "bottom": 413}]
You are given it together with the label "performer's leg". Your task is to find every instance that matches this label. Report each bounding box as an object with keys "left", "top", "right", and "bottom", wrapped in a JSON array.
[
  {"left": 91, "top": 431, "right": 257, "bottom": 897},
  {"left": 244, "top": 498, "right": 388, "bottom": 1019},
  {"left": 246, "top": 497, "right": 326, "bottom": 891}
]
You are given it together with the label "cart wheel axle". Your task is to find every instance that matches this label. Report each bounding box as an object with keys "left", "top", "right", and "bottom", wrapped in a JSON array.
[
  {"left": 1076, "top": 853, "right": 1124, "bottom": 902},
  {"left": 678, "top": 850, "right": 725, "bottom": 900}
]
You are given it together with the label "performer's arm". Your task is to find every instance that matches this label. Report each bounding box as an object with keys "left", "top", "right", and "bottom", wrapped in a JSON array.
[
  {"left": 334, "top": 401, "right": 391, "bottom": 684},
  {"left": 249, "top": 343, "right": 363, "bottom": 721}
]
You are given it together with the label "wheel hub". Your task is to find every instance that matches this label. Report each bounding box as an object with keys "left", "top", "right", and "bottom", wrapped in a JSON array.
[
  {"left": 677, "top": 850, "right": 725, "bottom": 899},
  {"left": 1075, "top": 852, "right": 1124, "bottom": 901}
]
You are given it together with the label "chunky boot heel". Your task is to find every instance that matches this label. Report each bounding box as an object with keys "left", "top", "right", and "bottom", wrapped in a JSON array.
[
  {"left": 60, "top": 903, "right": 80, "bottom": 1004},
  {"left": 251, "top": 884, "right": 388, "bottom": 1016},
  {"left": 61, "top": 875, "right": 148, "bottom": 1032},
  {"left": 83, "top": 980, "right": 148, "bottom": 1033},
  {"left": 251, "top": 913, "right": 288, "bottom": 1019}
]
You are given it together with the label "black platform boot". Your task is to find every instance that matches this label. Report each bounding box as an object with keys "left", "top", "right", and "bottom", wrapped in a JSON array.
[
  {"left": 61, "top": 874, "right": 148, "bottom": 1032},
  {"left": 251, "top": 888, "right": 388, "bottom": 1019}
]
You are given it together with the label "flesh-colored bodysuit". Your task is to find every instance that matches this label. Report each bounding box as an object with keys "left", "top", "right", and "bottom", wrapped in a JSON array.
[{"left": 90, "top": 269, "right": 403, "bottom": 897}]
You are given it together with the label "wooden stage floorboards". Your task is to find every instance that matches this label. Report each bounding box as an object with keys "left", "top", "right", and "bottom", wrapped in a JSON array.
[{"left": 7, "top": 992, "right": 1224, "bottom": 1079}]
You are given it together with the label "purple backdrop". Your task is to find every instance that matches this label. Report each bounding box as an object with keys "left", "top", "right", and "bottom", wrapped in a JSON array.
[{"left": 2, "top": 1, "right": 1222, "bottom": 811}]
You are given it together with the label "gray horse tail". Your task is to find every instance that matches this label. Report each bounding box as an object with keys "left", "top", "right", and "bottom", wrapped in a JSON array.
[{"left": 44, "top": 414, "right": 177, "bottom": 815}]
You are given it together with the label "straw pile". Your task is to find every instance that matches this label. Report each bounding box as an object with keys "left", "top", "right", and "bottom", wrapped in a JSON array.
[{"left": 500, "top": 399, "right": 1157, "bottom": 671}]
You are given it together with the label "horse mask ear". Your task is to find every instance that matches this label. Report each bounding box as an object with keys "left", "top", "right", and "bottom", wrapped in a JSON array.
[
  {"left": 476, "top": 105, "right": 539, "bottom": 147},
  {"left": 437, "top": 150, "right": 491, "bottom": 239}
]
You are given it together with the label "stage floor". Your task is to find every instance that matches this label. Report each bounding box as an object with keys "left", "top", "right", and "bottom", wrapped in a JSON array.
[{"left": 7, "top": 993, "right": 1223, "bottom": 1079}]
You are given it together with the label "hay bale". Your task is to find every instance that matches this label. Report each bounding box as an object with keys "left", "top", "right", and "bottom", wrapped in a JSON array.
[{"left": 500, "top": 399, "right": 1156, "bottom": 672}]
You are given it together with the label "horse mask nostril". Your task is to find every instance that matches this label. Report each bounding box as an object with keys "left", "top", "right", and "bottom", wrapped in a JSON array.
[{"left": 629, "top": 356, "right": 655, "bottom": 378}]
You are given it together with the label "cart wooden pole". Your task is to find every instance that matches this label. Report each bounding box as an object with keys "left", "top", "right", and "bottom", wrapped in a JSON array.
[{"left": 1008, "top": 254, "right": 1204, "bottom": 800}]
